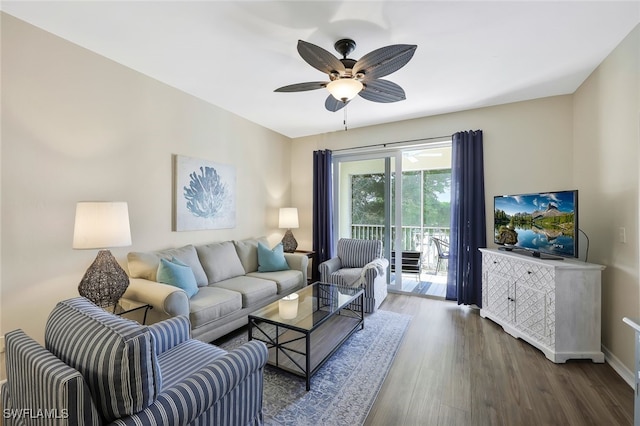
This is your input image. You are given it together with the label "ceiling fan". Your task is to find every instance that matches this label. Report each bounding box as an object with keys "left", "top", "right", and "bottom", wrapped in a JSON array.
[{"left": 275, "top": 39, "right": 417, "bottom": 112}]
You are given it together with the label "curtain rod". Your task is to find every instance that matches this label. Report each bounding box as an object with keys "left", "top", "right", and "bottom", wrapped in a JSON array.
[{"left": 331, "top": 135, "right": 451, "bottom": 153}]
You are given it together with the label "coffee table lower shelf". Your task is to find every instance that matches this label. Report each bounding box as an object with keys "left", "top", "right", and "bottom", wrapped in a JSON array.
[{"left": 249, "top": 304, "right": 363, "bottom": 390}]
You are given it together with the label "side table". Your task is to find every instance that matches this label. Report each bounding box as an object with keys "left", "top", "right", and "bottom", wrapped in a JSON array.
[
  {"left": 294, "top": 250, "right": 316, "bottom": 284},
  {"left": 114, "top": 298, "right": 152, "bottom": 325}
]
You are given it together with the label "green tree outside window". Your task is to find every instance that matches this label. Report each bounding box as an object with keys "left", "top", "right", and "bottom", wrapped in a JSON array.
[{"left": 351, "top": 169, "right": 451, "bottom": 226}]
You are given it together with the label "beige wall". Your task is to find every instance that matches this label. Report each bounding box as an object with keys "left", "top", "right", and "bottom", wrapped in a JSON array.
[
  {"left": 0, "top": 13, "right": 293, "bottom": 378},
  {"left": 573, "top": 24, "right": 640, "bottom": 374}
]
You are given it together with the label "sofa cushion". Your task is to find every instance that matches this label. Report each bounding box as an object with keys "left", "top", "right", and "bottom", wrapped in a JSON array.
[
  {"left": 196, "top": 241, "right": 246, "bottom": 284},
  {"left": 329, "top": 267, "right": 366, "bottom": 287},
  {"left": 44, "top": 297, "right": 159, "bottom": 423},
  {"left": 213, "top": 276, "right": 277, "bottom": 308},
  {"left": 257, "top": 242, "right": 290, "bottom": 272},
  {"left": 247, "top": 269, "right": 303, "bottom": 294},
  {"left": 234, "top": 237, "right": 269, "bottom": 273},
  {"left": 157, "top": 257, "right": 199, "bottom": 298},
  {"left": 157, "top": 339, "right": 227, "bottom": 390},
  {"left": 128, "top": 244, "right": 208, "bottom": 287},
  {"left": 189, "top": 286, "right": 242, "bottom": 329}
]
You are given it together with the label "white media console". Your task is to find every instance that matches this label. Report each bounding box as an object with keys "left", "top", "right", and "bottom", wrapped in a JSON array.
[{"left": 479, "top": 248, "right": 605, "bottom": 363}]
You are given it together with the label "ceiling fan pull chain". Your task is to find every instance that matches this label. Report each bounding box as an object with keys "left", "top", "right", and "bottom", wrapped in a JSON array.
[{"left": 344, "top": 105, "right": 348, "bottom": 131}]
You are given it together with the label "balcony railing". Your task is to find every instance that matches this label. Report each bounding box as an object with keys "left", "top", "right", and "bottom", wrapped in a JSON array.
[{"left": 350, "top": 224, "right": 450, "bottom": 272}]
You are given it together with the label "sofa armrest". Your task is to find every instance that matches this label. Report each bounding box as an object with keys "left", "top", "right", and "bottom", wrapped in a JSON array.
[
  {"left": 147, "top": 316, "right": 191, "bottom": 355},
  {"left": 1, "top": 381, "right": 14, "bottom": 426},
  {"left": 112, "top": 340, "right": 269, "bottom": 426},
  {"left": 202, "top": 340, "right": 268, "bottom": 397},
  {"left": 318, "top": 257, "right": 343, "bottom": 282},
  {"left": 368, "top": 257, "right": 389, "bottom": 274},
  {"left": 362, "top": 257, "right": 389, "bottom": 283},
  {"left": 123, "top": 278, "right": 190, "bottom": 318},
  {"left": 284, "top": 252, "right": 309, "bottom": 283},
  {"left": 3, "top": 330, "right": 101, "bottom": 425}
]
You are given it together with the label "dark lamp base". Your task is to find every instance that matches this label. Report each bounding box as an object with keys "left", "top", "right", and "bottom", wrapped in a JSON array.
[
  {"left": 282, "top": 229, "right": 298, "bottom": 253},
  {"left": 78, "top": 249, "right": 130, "bottom": 308}
]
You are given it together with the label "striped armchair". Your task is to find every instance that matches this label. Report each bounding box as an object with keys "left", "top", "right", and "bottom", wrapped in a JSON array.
[
  {"left": 1, "top": 297, "right": 267, "bottom": 426},
  {"left": 318, "top": 238, "right": 389, "bottom": 313}
]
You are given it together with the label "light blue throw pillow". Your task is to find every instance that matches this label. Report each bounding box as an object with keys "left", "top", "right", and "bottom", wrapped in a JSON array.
[
  {"left": 157, "top": 257, "right": 199, "bottom": 298},
  {"left": 257, "top": 242, "right": 290, "bottom": 272}
]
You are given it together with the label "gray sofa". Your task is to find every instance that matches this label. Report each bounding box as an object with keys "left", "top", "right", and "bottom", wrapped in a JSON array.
[{"left": 124, "top": 237, "right": 308, "bottom": 342}]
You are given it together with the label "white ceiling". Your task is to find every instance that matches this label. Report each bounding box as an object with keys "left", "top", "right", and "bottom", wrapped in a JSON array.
[{"left": 2, "top": 1, "right": 639, "bottom": 139}]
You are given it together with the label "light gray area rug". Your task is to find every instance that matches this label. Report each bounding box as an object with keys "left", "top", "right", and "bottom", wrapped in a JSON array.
[{"left": 219, "top": 309, "right": 411, "bottom": 426}]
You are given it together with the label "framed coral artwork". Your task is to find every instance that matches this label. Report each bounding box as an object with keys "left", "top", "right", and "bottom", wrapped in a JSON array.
[{"left": 174, "top": 155, "right": 236, "bottom": 231}]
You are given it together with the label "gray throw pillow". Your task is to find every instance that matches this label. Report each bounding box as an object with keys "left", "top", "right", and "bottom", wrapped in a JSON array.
[
  {"left": 196, "top": 241, "right": 246, "bottom": 284},
  {"left": 233, "top": 237, "right": 269, "bottom": 273},
  {"left": 127, "top": 244, "right": 208, "bottom": 287}
]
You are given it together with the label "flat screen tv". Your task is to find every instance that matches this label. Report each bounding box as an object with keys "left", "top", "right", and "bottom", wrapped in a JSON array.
[{"left": 494, "top": 190, "right": 578, "bottom": 259}]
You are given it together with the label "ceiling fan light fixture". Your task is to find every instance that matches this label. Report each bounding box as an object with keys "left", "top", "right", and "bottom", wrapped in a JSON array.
[
  {"left": 275, "top": 39, "right": 417, "bottom": 111},
  {"left": 327, "top": 78, "right": 363, "bottom": 102}
]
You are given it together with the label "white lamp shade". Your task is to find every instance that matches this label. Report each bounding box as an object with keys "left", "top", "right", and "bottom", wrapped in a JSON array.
[
  {"left": 279, "top": 207, "right": 299, "bottom": 229},
  {"left": 73, "top": 202, "right": 132, "bottom": 249},
  {"left": 327, "top": 78, "right": 363, "bottom": 102}
]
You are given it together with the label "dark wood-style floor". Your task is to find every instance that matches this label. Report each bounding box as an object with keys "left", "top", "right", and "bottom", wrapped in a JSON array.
[{"left": 365, "top": 293, "right": 634, "bottom": 426}]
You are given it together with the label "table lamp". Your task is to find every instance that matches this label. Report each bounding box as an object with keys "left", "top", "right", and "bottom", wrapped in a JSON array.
[
  {"left": 279, "top": 207, "right": 299, "bottom": 253},
  {"left": 73, "top": 201, "right": 132, "bottom": 308}
]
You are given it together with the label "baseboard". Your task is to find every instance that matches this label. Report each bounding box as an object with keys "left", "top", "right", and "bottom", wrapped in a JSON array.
[{"left": 603, "top": 344, "right": 634, "bottom": 389}]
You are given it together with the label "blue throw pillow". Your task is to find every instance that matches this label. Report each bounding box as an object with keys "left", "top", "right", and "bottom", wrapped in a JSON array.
[
  {"left": 157, "top": 257, "right": 199, "bottom": 298},
  {"left": 257, "top": 242, "right": 290, "bottom": 272}
]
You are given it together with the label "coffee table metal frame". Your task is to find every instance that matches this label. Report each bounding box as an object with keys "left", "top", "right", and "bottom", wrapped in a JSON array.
[{"left": 248, "top": 282, "right": 364, "bottom": 390}]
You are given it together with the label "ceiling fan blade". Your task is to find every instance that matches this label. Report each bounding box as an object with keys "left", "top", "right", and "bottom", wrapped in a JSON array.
[
  {"left": 325, "top": 95, "right": 349, "bottom": 112},
  {"left": 353, "top": 44, "right": 417, "bottom": 80},
  {"left": 359, "top": 79, "right": 406, "bottom": 103},
  {"left": 274, "top": 82, "right": 328, "bottom": 92},
  {"left": 297, "top": 40, "right": 346, "bottom": 75}
]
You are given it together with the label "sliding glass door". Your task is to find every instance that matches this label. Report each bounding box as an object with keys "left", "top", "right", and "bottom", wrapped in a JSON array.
[
  {"left": 334, "top": 153, "right": 397, "bottom": 286},
  {"left": 400, "top": 148, "right": 452, "bottom": 296},
  {"left": 333, "top": 141, "right": 452, "bottom": 296}
]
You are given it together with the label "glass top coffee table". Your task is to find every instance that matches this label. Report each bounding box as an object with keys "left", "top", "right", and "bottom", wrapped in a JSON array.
[{"left": 248, "top": 282, "right": 364, "bottom": 390}]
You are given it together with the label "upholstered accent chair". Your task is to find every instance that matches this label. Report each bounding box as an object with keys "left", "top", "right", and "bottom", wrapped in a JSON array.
[
  {"left": 1, "top": 297, "right": 267, "bottom": 425},
  {"left": 318, "top": 238, "right": 389, "bottom": 312}
]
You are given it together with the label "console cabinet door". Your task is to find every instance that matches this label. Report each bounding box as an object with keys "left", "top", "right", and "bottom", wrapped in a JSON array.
[
  {"left": 514, "top": 282, "right": 549, "bottom": 345},
  {"left": 486, "top": 273, "right": 513, "bottom": 322}
]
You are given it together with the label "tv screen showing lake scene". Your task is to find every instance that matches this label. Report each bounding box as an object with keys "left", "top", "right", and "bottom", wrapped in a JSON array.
[{"left": 494, "top": 190, "right": 578, "bottom": 258}]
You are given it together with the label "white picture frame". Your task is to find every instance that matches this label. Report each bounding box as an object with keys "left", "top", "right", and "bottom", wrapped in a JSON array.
[{"left": 174, "top": 155, "right": 236, "bottom": 231}]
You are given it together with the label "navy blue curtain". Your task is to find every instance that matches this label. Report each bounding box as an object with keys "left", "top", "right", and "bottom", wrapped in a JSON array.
[
  {"left": 446, "top": 130, "right": 486, "bottom": 306},
  {"left": 312, "top": 150, "right": 334, "bottom": 281}
]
